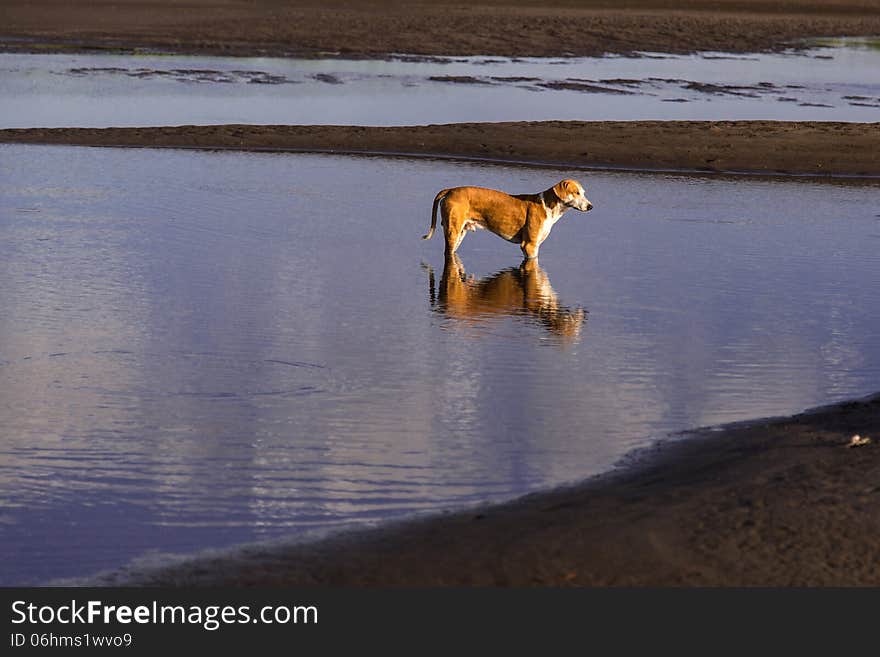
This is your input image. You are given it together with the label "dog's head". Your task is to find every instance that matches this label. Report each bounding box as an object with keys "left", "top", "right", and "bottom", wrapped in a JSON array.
[{"left": 553, "top": 179, "right": 593, "bottom": 212}]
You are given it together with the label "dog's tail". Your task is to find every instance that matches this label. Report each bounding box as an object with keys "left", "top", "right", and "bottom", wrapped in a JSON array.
[{"left": 423, "top": 189, "right": 450, "bottom": 240}]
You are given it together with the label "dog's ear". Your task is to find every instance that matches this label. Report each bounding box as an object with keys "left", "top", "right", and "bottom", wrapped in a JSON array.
[
  {"left": 553, "top": 179, "right": 578, "bottom": 202},
  {"left": 552, "top": 180, "right": 569, "bottom": 201}
]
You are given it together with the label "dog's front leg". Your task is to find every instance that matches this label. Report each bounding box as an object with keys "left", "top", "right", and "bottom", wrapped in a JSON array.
[
  {"left": 520, "top": 213, "right": 543, "bottom": 259},
  {"left": 520, "top": 241, "right": 540, "bottom": 259}
]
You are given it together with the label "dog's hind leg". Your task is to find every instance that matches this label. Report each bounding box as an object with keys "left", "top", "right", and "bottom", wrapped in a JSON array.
[
  {"left": 452, "top": 228, "right": 468, "bottom": 254},
  {"left": 442, "top": 208, "right": 467, "bottom": 256}
]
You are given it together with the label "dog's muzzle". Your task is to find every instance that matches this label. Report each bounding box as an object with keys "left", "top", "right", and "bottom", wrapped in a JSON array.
[{"left": 565, "top": 197, "right": 593, "bottom": 212}]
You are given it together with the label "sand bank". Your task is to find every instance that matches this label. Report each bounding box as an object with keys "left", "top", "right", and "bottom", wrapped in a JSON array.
[
  {"left": 3, "top": 121, "right": 879, "bottom": 178},
  {"left": 2, "top": 1, "right": 880, "bottom": 59}
]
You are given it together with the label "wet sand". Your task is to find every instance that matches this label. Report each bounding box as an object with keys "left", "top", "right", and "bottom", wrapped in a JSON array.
[
  {"left": 2, "top": 1, "right": 880, "bottom": 59},
  {"left": 96, "top": 394, "right": 880, "bottom": 586},
  {"left": 3, "top": 121, "right": 879, "bottom": 177}
]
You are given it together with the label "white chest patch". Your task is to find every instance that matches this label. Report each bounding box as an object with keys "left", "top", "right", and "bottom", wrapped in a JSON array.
[{"left": 538, "top": 198, "right": 567, "bottom": 244}]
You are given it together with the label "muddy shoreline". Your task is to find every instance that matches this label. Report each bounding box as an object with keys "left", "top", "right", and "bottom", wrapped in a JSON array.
[
  {"left": 90, "top": 393, "right": 880, "bottom": 586},
  {"left": 3, "top": 121, "right": 879, "bottom": 178},
  {"left": 3, "top": 1, "right": 880, "bottom": 59}
]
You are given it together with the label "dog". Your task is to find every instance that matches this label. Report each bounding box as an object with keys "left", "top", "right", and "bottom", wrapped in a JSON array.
[
  {"left": 422, "top": 179, "right": 593, "bottom": 259},
  {"left": 425, "top": 254, "right": 587, "bottom": 344}
]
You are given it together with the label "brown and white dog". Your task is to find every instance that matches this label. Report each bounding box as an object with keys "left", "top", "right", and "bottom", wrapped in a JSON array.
[{"left": 422, "top": 179, "right": 593, "bottom": 258}]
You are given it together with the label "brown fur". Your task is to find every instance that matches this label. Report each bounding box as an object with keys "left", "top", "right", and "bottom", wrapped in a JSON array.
[{"left": 423, "top": 178, "right": 592, "bottom": 259}]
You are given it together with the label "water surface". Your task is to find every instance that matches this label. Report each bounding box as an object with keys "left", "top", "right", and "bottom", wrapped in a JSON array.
[
  {"left": 1, "top": 145, "right": 878, "bottom": 584},
  {"left": 1, "top": 41, "right": 878, "bottom": 128}
]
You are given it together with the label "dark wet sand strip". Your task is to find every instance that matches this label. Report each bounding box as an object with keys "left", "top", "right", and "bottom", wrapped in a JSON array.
[
  {"left": 3, "top": 121, "right": 880, "bottom": 178},
  {"left": 3, "top": 0, "right": 880, "bottom": 59},
  {"left": 94, "top": 394, "right": 880, "bottom": 586}
]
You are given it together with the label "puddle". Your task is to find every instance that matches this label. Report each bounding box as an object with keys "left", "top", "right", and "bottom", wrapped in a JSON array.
[
  {"left": 1, "top": 145, "right": 879, "bottom": 584},
  {"left": 1, "top": 40, "right": 879, "bottom": 128}
]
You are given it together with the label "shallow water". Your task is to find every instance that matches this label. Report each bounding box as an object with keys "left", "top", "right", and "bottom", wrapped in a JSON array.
[
  {"left": 1, "top": 144, "right": 879, "bottom": 584},
  {"left": 1, "top": 41, "right": 879, "bottom": 128}
]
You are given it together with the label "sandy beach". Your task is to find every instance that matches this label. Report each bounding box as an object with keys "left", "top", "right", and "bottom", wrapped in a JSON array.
[
  {"left": 3, "top": 121, "right": 880, "bottom": 177},
  {"left": 2, "top": 0, "right": 880, "bottom": 59}
]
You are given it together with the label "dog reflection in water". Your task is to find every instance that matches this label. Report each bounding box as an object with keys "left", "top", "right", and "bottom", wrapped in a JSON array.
[{"left": 425, "top": 254, "right": 587, "bottom": 344}]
